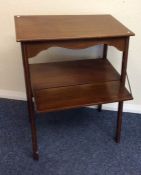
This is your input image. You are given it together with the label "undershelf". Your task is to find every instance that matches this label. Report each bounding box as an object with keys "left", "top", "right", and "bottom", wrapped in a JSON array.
[
  {"left": 30, "top": 58, "right": 120, "bottom": 89},
  {"left": 29, "top": 58, "right": 132, "bottom": 112}
]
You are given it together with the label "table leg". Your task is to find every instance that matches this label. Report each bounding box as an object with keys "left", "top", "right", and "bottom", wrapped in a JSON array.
[
  {"left": 30, "top": 107, "right": 39, "bottom": 160},
  {"left": 21, "top": 43, "right": 39, "bottom": 160},
  {"left": 115, "top": 37, "right": 129, "bottom": 143},
  {"left": 97, "top": 44, "right": 108, "bottom": 112},
  {"left": 103, "top": 44, "right": 108, "bottom": 59},
  {"left": 97, "top": 104, "right": 102, "bottom": 112},
  {"left": 115, "top": 101, "right": 123, "bottom": 143}
]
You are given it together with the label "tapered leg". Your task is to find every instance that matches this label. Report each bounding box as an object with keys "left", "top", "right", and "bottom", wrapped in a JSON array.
[
  {"left": 97, "top": 104, "right": 102, "bottom": 112},
  {"left": 115, "top": 101, "right": 123, "bottom": 143},
  {"left": 27, "top": 101, "right": 32, "bottom": 123},
  {"left": 115, "top": 37, "right": 129, "bottom": 143},
  {"left": 30, "top": 109, "right": 39, "bottom": 160},
  {"left": 21, "top": 43, "right": 39, "bottom": 160},
  {"left": 28, "top": 99, "right": 39, "bottom": 160},
  {"left": 98, "top": 44, "right": 108, "bottom": 112}
]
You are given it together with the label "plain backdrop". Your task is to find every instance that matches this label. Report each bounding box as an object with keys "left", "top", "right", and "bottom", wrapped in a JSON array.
[{"left": 0, "top": 0, "right": 140, "bottom": 112}]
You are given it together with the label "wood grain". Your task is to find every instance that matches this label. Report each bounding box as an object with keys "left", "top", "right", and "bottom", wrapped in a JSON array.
[
  {"left": 15, "top": 15, "right": 134, "bottom": 159},
  {"left": 29, "top": 59, "right": 120, "bottom": 90},
  {"left": 26, "top": 37, "right": 125, "bottom": 58},
  {"left": 29, "top": 58, "right": 133, "bottom": 112},
  {"left": 15, "top": 15, "right": 134, "bottom": 42},
  {"left": 34, "top": 81, "right": 132, "bottom": 112}
]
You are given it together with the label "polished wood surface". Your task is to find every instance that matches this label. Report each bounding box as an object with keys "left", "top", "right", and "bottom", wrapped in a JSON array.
[
  {"left": 21, "top": 43, "right": 39, "bottom": 160},
  {"left": 15, "top": 15, "right": 134, "bottom": 159},
  {"left": 26, "top": 37, "right": 126, "bottom": 58},
  {"left": 34, "top": 81, "right": 132, "bottom": 112},
  {"left": 15, "top": 15, "right": 134, "bottom": 42},
  {"left": 115, "top": 37, "right": 130, "bottom": 143},
  {"left": 30, "top": 59, "right": 120, "bottom": 90},
  {"left": 29, "top": 58, "right": 132, "bottom": 112}
]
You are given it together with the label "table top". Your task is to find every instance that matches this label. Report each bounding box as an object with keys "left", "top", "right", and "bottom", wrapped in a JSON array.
[{"left": 14, "top": 15, "right": 134, "bottom": 42}]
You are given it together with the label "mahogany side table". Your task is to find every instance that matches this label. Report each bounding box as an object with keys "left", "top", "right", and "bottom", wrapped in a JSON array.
[{"left": 14, "top": 15, "right": 135, "bottom": 160}]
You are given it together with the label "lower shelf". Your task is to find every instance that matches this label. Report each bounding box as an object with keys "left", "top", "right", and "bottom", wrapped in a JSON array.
[{"left": 33, "top": 81, "right": 132, "bottom": 112}]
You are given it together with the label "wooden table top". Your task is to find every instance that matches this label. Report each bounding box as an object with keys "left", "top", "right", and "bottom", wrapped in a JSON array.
[{"left": 14, "top": 15, "right": 134, "bottom": 42}]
